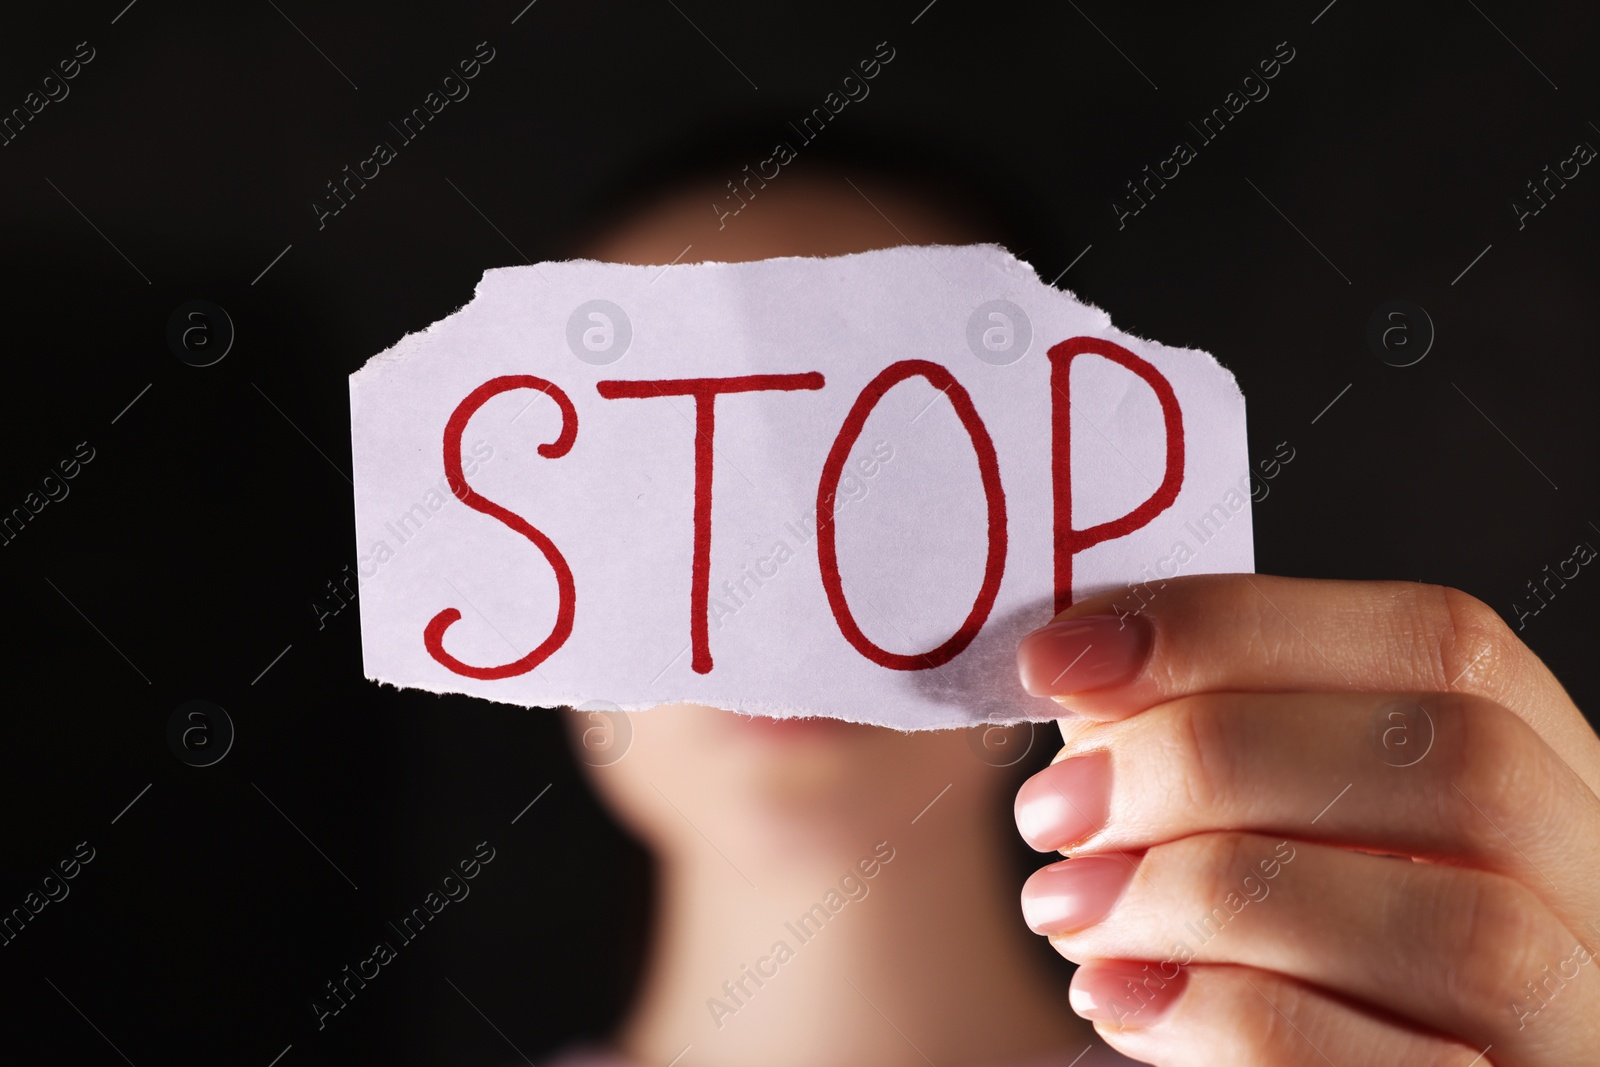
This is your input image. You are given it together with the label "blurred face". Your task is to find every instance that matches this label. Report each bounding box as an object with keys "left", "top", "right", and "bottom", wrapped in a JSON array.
[
  {"left": 582, "top": 170, "right": 977, "bottom": 264},
  {"left": 566, "top": 172, "right": 1032, "bottom": 868}
]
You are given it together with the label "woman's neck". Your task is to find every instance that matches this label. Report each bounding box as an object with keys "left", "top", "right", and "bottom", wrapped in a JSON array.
[{"left": 616, "top": 802, "right": 1092, "bottom": 1067}]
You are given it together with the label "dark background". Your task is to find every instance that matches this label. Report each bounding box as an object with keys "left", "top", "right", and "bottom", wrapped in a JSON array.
[{"left": 2, "top": 1, "right": 1596, "bottom": 1064}]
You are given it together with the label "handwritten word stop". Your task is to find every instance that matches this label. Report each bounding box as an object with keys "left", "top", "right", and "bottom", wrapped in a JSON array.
[{"left": 349, "top": 245, "right": 1252, "bottom": 728}]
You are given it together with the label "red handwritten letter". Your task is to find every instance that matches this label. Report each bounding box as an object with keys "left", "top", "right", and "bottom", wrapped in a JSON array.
[
  {"left": 425, "top": 375, "right": 578, "bottom": 680},
  {"left": 597, "top": 373, "right": 825, "bottom": 674},
  {"left": 1048, "top": 337, "right": 1185, "bottom": 613},
  {"left": 817, "top": 360, "right": 1007, "bottom": 671}
]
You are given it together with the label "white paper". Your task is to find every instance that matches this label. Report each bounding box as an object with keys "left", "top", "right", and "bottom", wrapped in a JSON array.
[{"left": 349, "top": 244, "right": 1253, "bottom": 729}]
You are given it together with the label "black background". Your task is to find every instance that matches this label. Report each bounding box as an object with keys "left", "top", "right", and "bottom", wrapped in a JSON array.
[{"left": 1, "top": 1, "right": 1596, "bottom": 1064}]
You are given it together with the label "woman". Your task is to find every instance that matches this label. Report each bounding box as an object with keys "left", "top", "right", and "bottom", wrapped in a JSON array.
[{"left": 550, "top": 152, "right": 1600, "bottom": 1066}]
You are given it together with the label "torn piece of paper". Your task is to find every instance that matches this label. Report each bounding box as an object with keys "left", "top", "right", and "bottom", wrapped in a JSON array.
[{"left": 348, "top": 243, "right": 1253, "bottom": 729}]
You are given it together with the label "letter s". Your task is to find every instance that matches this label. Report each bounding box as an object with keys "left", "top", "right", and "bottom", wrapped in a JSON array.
[
  {"left": 1274, "top": 40, "right": 1296, "bottom": 63},
  {"left": 424, "top": 376, "right": 577, "bottom": 680}
]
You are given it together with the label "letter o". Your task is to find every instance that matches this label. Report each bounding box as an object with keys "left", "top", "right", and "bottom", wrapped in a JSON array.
[{"left": 816, "top": 360, "right": 1007, "bottom": 671}]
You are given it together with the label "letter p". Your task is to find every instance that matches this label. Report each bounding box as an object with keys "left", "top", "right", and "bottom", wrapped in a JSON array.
[{"left": 1047, "top": 337, "right": 1185, "bottom": 613}]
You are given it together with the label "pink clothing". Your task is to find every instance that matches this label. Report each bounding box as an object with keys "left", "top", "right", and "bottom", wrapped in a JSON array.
[{"left": 544, "top": 1043, "right": 1140, "bottom": 1066}]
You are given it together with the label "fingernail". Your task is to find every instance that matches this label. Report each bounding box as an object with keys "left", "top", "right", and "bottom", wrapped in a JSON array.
[
  {"left": 1014, "top": 749, "right": 1111, "bottom": 851},
  {"left": 1017, "top": 615, "right": 1151, "bottom": 697},
  {"left": 1069, "top": 960, "right": 1186, "bottom": 1029},
  {"left": 1020, "top": 855, "right": 1135, "bottom": 935}
]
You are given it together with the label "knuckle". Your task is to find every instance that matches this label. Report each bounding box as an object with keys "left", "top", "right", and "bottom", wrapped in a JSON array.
[
  {"left": 1205, "top": 969, "right": 1325, "bottom": 1066},
  {"left": 1201, "top": 967, "right": 1507, "bottom": 1067},
  {"left": 1433, "top": 585, "right": 1523, "bottom": 695},
  {"left": 1446, "top": 698, "right": 1551, "bottom": 851},
  {"left": 1163, "top": 697, "right": 1237, "bottom": 816},
  {"left": 1165, "top": 831, "right": 1268, "bottom": 916},
  {"left": 1441, "top": 872, "right": 1560, "bottom": 1018},
  {"left": 1241, "top": 975, "right": 1313, "bottom": 1063}
]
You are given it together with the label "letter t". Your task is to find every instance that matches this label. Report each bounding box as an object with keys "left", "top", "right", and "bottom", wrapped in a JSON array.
[{"left": 598, "top": 373, "right": 825, "bottom": 673}]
